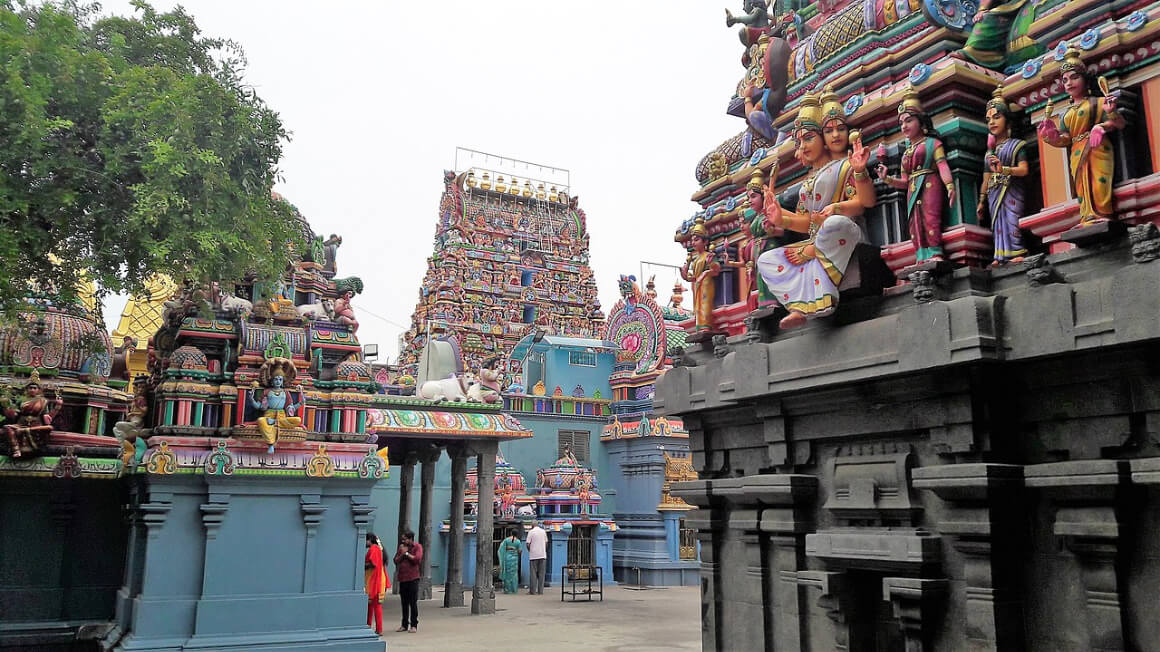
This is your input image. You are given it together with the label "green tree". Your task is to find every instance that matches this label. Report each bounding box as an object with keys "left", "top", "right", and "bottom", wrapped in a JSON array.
[{"left": 0, "top": 0, "right": 304, "bottom": 309}]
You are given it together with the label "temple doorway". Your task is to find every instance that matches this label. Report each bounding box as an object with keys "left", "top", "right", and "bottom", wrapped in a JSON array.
[{"left": 844, "top": 570, "right": 905, "bottom": 652}]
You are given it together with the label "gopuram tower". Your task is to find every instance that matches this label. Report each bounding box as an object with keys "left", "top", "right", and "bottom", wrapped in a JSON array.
[{"left": 398, "top": 149, "right": 604, "bottom": 378}]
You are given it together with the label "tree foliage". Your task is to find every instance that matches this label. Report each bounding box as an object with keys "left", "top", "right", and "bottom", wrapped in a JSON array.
[{"left": 0, "top": 0, "right": 303, "bottom": 309}]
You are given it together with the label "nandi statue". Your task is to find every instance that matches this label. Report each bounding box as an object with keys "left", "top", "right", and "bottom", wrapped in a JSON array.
[
  {"left": 221, "top": 292, "right": 253, "bottom": 318},
  {"left": 296, "top": 299, "right": 334, "bottom": 321},
  {"left": 418, "top": 372, "right": 473, "bottom": 402}
]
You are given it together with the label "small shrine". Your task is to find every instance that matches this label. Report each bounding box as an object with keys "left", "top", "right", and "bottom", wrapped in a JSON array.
[{"left": 532, "top": 446, "right": 616, "bottom": 587}]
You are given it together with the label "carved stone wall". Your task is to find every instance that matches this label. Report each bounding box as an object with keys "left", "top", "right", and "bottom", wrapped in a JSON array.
[{"left": 664, "top": 240, "right": 1160, "bottom": 651}]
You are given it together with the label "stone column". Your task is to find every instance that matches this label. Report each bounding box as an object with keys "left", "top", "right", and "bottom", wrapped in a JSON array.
[
  {"left": 471, "top": 440, "right": 497, "bottom": 614},
  {"left": 672, "top": 478, "right": 725, "bottom": 651},
  {"left": 444, "top": 445, "right": 469, "bottom": 608},
  {"left": 913, "top": 463, "right": 1025, "bottom": 651},
  {"left": 417, "top": 445, "right": 441, "bottom": 600},
  {"left": 749, "top": 474, "right": 817, "bottom": 652},
  {"left": 394, "top": 449, "right": 416, "bottom": 595},
  {"left": 1026, "top": 460, "right": 1129, "bottom": 652},
  {"left": 716, "top": 478, "right": 766, "bottom": 650},
  {"left": 883, "top": 577, "right": 949, "bottom": 652}
]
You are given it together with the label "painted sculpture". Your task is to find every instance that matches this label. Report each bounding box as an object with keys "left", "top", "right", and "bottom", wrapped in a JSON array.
[
  {"left": 474, "top": 356, "right": 503, "bottom": 404},
  {"left": 248, "top": 357, "right": 305, "bottom": 453},
  {"left": 679, "top": 218, "right": 722, "bottom": 331},
  {"left": 1038, "top": 48, "right": 1125, "bottom": 229},
  {"left": 333, "top": 289, "right": 359, "bottom": 332},
  {"left": 876, "top": 88, "right": 956, "bottom": 263},
  {"left": 1, "top": 370, "right": 62, "bottom": 458},
  {"left": 755, "top": 91, "right": 866, "bottom": 330},
  {"left": 725, "top": 0, "right": 770, "bottom": 47},
  {"left": 737, "top": 169, "right": 785, "bottom": 308},
  {"left": 979, "top": 85, "right": 1030, "bottom": 264},
  {"left": 957, "top": 0, "right": 1031, "bottom": 69}
]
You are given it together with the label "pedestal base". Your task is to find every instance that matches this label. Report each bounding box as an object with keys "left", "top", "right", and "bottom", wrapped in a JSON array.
[
  {"left": 470, "top": 596, "right": 495, "bottom": 615},
  {"left": 1059, "top": 220, "right": 1126, "bottom": 247},
  {"left": 442, "top": 581, "right": 464, "bottom": 608}
]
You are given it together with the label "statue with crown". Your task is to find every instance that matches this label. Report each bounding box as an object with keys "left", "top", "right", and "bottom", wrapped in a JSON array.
[
  {"left": 247, "top": 356, "right": 306, "bottom": 453},
  {"left": 0, "top": 370, "right": 63, "bottom": 458},
  {"left": 679, "top": 217, "right": 723, "bottom": 332},
  {"left": 754, "top": 88, "right": 873, "bottom": 330}
]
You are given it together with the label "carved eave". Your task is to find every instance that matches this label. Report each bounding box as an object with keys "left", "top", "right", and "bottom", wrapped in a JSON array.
[
  {"left": 999, "top": 9, "right": 1160, "bottom": 119},
  {"left": 806, "top": 528, "right": 942, "bottom": 574},
  {"left": 911, "top": 463, "right": 1025, "bottom": 503}
]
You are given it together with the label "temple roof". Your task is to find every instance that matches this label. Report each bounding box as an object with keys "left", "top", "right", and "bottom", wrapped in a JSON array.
[{"left": 366, "top": 408, "right": 532, "bottom": 441}]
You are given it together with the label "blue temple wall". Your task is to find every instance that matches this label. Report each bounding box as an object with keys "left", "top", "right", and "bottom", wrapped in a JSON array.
[
  {"left": 106, "top": 474, "right": 381, "bottom": 652},
  {"left": 498, "top": 413, "right": 616, "bottom": 513},
  {"left": 603, "top": 436, "right": 700, "bottom": 586},
  {"left": 0, "top": 478, "right": 128, "bottom": 651}
]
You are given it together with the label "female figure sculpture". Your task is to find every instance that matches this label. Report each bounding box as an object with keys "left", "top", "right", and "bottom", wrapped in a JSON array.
[
  {"left": 1038, "top": 48, "right": 1124, "bottom": 228},
  {"left": 680, "top": 217, "right": 722, "bottom": 331},
  {"left": 876, "top": 88, "right": 956, "bottom": 262},
  {"left": 979, "top": 85, "right": 1030, "bottom": 264},
  {"left": 248, "top": 357, "right": 304, "bottom": 453},
  {"left": 1, "top": 370, "right": 62, "bottom": 458},
  {"left": 755, "top": 91, "right": 867, "bottom": 330}
]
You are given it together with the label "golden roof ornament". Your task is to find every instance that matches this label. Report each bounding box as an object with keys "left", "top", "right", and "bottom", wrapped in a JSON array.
[
  {"left": 535, "top": 182, "right": 546, "bottom": 199},
  {"left": 509, "top": 176, "right": 521, "bottom": 195},
  {"left": 495, "top": 175, "right": 507, "bottom": 193},
  {"left": 522, "top": 180, "right": 533, "bottom": 197},
  {"left": 481, "top": 171, "right": 492, "bottom": 191},
  {"left": 549, "top": 185, "right": 559, "bottom": 202},
  {"left": 466, "top": 170, "right": 478, "bottom": 188},
  {"left": 689, "top": 216, "right": 709, "bottom": 238},
  {"left": 1060, "top": 47, "right": 1086, "bottom": 76},
  {"left": 746, "top": 169, "right": 765, "bottom": 191},
  {"left": 897, "top": 86, "right": 925, "bottom": 116},
  {"left": 986, "top": 84, "right": 1011, "bottom": 115},
  {"left": 820, "top": 84, "right": 846, "bottom": 126},
  {"left": 793, "top": 91, "right": 824, "bottom": 135}
]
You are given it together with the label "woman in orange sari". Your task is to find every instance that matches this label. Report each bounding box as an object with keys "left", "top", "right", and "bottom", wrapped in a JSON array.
[
  {"left": 365, "top": 533, "right": 389, "bottom": 635},
  {"left": 1038, "top": 47, "right": 1124, "bottom": 227}
]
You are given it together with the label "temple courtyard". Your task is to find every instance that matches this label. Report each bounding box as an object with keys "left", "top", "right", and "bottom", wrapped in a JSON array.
[{"left": 374, "top": 585, "right": 700, "bottom": 651}]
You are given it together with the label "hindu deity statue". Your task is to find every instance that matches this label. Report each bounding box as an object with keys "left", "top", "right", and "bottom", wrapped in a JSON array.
[
  {"left": 732, "top": 169, "right": 783, "bottom": 308},
  {"left": 475, "top": 356, "right": 502, "bottom": 404},
  {"left": 333, "top": 289, "right": 359, "bottom": 332},
  {"left": 725, "top": 0, "right": 770, "bottom": 48},
  {"left": 679, "top": 217, "right": 722, "bottom": 331},
  {"left": 876, "top": 87, "right": 956, "bottom": 262},
  {"left": 755, "top": 91, "right": 866, "bottom": 330},
  {"left": 555, "top": 443, "right": 579, "bottom": 467},
  {"left": 957, "top": 0, "right": 1031, "bottom": 69},
  {"left": 248, "top": 357, "right": 304, "bottom": 453},
  {"left": 979, "top": 85, "right": 1031, "bottom": 264},
  {"left": 1, "top": 370, "right": 62, "bottom": 458},
  {"left": 1038, "top": 48, "right": 1125, "bottom": 228},
  {"left": 322, "top": 234, "right": 342, "bottom": 275}
]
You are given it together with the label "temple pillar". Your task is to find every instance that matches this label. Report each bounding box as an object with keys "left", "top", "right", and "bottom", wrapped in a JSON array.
[
  {"left": 750, "top": 474, "right": 817, "bottom": 652},
  {"left": 883, "top": 577, "right": 949, "bottom": 652},
  {"left": 1026, "top": 460, "right": 1129, "bottom": 652},
  {"left": 394, "top": 450, "right": 416, "bottom": 595},
  {"left": 471, "top": 440, "right": 497, "bottom": 615},
  {"left": 417, "top": 445, "right": 441, "bottom": 600},
  {"left": 913, "top": 464, "right": 1025, "bottom": 651},
  {"left": 717, "top": 478, "right": 764, "bottom": 649},
  {"left": 443, "top": 445, "right": 469, "bottom": 608},
  {"left": 671, "top": 479, "right": 724, "bottom": 651}
]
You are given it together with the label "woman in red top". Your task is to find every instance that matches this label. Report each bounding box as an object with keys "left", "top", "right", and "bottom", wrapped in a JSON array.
[
  {"left": 394, "top": 530, "right": 423, "bottom": 633},
  {"left": 364, "top": 533, "right": 389, "bottom": 635}
]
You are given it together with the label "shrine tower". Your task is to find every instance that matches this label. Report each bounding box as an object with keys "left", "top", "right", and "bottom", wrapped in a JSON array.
[{"left": 398, "top": 149, "right": 604, "bottom": 379}]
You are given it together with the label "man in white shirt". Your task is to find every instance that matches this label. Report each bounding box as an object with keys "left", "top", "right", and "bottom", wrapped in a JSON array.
[{"left": 526, "top": 520, "right": 548, "bottom": 595}]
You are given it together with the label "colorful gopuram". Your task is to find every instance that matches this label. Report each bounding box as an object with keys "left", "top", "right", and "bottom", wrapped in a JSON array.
[
  {"left": 660, "top": 2, "right": 1160, "bottom": 651},
  {"left": 398, "top": 151, "right": 604, "bottom": 379},
  {"left": 600, "top": 275, "right": 700, "bottom": 586},
  {"left": 532, "top": 446, "right": 617, "bottom": 588}
]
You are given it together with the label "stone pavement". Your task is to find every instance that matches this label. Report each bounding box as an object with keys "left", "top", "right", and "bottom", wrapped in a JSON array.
[{"left": 373, "top": 585, "right": 700, "bottom": 652}]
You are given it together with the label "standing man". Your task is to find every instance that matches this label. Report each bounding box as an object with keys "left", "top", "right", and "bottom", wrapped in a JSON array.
[
  {"left": 393, "top": 530, "right": 423, "bottom": 633},
  {"left": 526, "top": 520, "right": 548, "bottom": 595}
]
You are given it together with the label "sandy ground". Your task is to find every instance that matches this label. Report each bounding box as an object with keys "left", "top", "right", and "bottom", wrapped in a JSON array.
[{"left": 372, "top": 584, "right": 701, "bottom": 652}]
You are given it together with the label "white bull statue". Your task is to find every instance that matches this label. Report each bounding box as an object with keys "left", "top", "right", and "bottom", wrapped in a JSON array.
[{"left": 418, "top": 373, "right": 473, "bottom": 402}]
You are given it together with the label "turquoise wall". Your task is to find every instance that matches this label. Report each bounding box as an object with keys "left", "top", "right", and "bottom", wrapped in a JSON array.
[
  {"left": 368, "top": 458, "right": 452, "bottom": 586},
  {"left": 502, "top": 413, "right": 617, "bottom": 515},
  {"left": 537, "top": 348, "right": 614, "bottom": 398}
]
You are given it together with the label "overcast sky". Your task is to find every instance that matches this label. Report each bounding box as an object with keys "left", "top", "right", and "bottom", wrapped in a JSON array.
[{"left": 100, "top": 1, "right": 744, "bottom": 361}]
